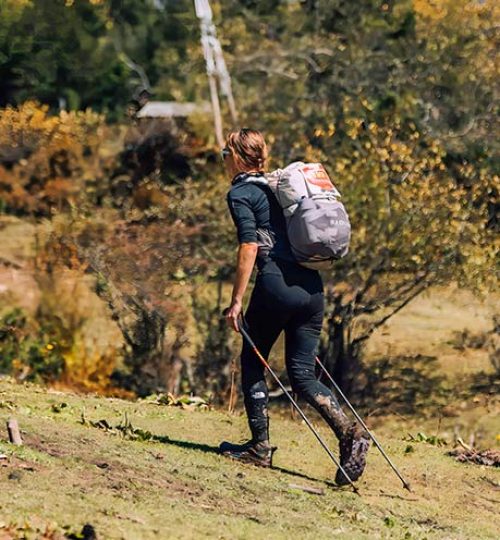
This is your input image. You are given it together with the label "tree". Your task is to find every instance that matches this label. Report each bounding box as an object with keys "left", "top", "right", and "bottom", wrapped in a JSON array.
[
  {"left": 1, "top": 0, "right": 497, "bottom": 400},
  {"left": 216, "top": 0, "right": 498, "bottom": 394},
  {"left": 0, "top": 0, "right": 204, "bottom": 116},
  {"left": 0, "top": 101, "right": 109, "bottom": 216}
]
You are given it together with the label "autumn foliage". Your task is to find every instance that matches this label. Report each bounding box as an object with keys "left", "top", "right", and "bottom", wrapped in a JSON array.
[{"left": 0, "top": 0, "right": 498, "bottom": 398}]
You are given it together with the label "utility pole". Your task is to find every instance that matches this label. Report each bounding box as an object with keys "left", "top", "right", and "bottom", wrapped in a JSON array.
[{"left": 194, "top": 0, "right": 238, "bottom": 148}]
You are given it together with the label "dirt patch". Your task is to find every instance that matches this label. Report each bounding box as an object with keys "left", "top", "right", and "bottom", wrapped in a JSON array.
[
  {"left": 0, "top": 454, "right": 38, "bottom": 474},
  {"left": 24, "top": 432, "right": 74, "bottom": 459}
]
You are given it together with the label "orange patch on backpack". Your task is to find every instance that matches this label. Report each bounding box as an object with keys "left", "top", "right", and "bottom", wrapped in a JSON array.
[{"left": 302, "top": 164, "right": 334, "bottom": 190}]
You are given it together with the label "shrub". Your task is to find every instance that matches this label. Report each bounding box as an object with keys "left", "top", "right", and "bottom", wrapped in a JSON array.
[
  {"left": 0, "top": 101, "right": 109, "bottom": 216},
  {"left": 0, "top": 307, "right": 65, "bottom": 382}
]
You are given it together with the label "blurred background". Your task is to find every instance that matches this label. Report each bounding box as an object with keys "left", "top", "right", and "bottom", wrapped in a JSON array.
[{"left": 0, "top": 0, "right": 498, "bottom": 430}]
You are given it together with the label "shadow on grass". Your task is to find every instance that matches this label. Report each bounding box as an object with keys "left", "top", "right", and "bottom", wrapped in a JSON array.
[
  {"left": 154, "top": 436, "right": 220, "bottom": 455},
  {"left": 272, "top": 465, "right": 338, "bottom": 489},
  {"left": 468, "top": 370, "right": 500, "bottom": 395},
  {"left": 359, "top": 354, "right": 449, "bottom": 415},
  {"left": 155, "top": 435, "right": 339, "bottom": 488}
]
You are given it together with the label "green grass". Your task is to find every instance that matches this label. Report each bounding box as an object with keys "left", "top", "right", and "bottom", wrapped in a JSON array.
[{"left": 0, "top": 378, "right": 499, "bottom": 539}]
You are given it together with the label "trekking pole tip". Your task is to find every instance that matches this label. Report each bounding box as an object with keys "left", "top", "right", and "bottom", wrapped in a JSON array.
[{"left": 403, "top": 481, "right": 412, "bottom": 492}]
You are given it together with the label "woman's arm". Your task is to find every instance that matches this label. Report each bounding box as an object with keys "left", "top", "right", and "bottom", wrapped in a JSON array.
[{"left": 226, "top": 242, "right": 258, "bottom": 332}]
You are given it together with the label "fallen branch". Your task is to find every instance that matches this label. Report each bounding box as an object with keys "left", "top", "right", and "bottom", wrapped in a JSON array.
[
  {"left": 448, "top": 447, "right": 500, "bottom": 468},
  {"left": 456, "top": 437, "right": 473, "bottom": 452},
  {"left": 288, "top": 483, "right": 325, "bottom": 496}
]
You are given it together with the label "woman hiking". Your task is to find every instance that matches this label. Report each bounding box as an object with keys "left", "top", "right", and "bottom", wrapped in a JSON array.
[{"left": 219, "top": 128, "right": 370, "bottom": 485}]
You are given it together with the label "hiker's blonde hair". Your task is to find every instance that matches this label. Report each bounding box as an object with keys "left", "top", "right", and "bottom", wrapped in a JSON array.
[{"left": 225, "top": 128, "right": 268, "bottom": 172}]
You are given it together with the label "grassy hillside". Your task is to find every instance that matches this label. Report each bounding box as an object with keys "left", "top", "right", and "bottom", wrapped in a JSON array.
[{"left": 0, "top": 378, "right": 498, "bottom": 539}]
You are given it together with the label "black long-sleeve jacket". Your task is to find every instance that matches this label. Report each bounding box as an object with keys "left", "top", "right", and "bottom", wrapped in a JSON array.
[{"left": 226, "top": 172, "right": 295, "bottom": 267}]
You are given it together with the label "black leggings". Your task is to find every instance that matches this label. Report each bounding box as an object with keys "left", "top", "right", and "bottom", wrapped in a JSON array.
[{"left": 241, "top": 258, "right": 350, "bottom": 443}]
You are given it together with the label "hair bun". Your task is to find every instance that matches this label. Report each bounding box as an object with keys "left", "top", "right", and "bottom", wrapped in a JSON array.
[{"left": 226, "top": 129, "right": 267, "bottom": 172}]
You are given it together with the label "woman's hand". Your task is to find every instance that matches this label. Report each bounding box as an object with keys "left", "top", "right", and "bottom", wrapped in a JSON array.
[{"left": 225, "top": 300, "right": 242, "bottom": 332}]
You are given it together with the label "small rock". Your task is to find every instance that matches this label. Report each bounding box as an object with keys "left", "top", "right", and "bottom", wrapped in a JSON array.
[
  {"left": 67, "top": 524, "right": 97, "bottom": 540},
  {"left": 8, "top": 470, "right": 22, "bottom": 481},
  {"left": 81, "top": 524, "right": 97, "bottom": 540}
]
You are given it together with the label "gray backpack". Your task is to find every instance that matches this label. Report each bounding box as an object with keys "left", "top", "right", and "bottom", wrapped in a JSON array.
[{"left": 266, "top": 161, "right": 351, "bottom": 269}]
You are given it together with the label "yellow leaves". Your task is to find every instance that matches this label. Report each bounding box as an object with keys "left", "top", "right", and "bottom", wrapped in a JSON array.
[
  {"left": 4, "top": 0, "right": 32, "bottom": 7},
  {"left": 346, "top": 118, "right": 364, "bottom": 139},
  {"left": 414, "top": 0, "right": 448, "bottom": 22},
  {"left": 378, "top": 148, "right": 390, "bottom": 161},
  {"left": 414, "top": 0, "right": 499, "bottom": 82},
  {"left": 314, "top": 123, "right": 336, "bottom": 138},
  {"left": 356, "top": 225, "right": 367, "bottom": 243},
  {"left": 61, "top": 332, "right": 120, "bottom": 394},
  {"left": 335, "top": 160, "right": 347, "bottom": 173},
  {"left": 11, "top": 358, "right": 24, "bottom": 371},
  {"left": 329, "top": 118, "right": 493, "bottom": 286},
  {"left": 2, "top": 0, "right": 32, "bottom": 20},
  {"left": 360, "top": 98, "right": 373, "bottom": 111},
  {"left": 0, "top": 101, "right": 107, "bottom": 215}
]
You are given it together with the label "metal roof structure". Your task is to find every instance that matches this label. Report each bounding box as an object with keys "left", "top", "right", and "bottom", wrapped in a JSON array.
[{"left": 136, "top": 101, "right": 211, "bottom": 118}]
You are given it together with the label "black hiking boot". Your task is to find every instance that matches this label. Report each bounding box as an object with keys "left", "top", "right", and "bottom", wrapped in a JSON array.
[
  {"left": 219, "top": 439, "right": 276, "bottom": 468},
  {"left": 335, "top": 423, "right": 371, "bottom": 486}
]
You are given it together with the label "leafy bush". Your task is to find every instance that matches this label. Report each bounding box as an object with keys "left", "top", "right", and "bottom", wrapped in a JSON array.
[
  {"left": 0, "top": 307, "right": 65, "bottom": 382},
  {"left": 0, "top": 101, "right": 110, "bottom": 216}
]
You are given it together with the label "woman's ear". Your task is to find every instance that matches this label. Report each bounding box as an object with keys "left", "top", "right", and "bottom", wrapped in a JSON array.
[{"left": 224, "top": 154, "right": 238, "bottom": 177}]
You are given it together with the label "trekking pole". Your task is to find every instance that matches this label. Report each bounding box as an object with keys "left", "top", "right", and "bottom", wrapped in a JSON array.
[
  {"left": 315, "top": 356, "right": 412, "bottom": 492},
  {"left": 225, "top": 311, "right": 359, "bottom": 493}
]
